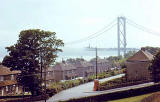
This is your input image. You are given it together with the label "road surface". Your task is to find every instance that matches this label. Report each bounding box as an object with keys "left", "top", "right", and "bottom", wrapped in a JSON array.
[{"left": 47, "top": 74, "right": 125, "bottom": 102}]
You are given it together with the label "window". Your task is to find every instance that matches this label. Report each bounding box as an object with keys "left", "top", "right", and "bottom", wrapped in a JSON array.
[
  {"left": 72, "top": 70, "right": 74, "bottom": 73},
  {"left": 11, "top": 75, "right": 14, "bottom": 80},
  {"left": 13, "top": 85, "right": 16, "bottom": 90},
  {"left": 6, "top": 86, "right": 8, "bottom": 91},
  {"left": 0, "top": 76, "right": 4, "bottom": 81}
]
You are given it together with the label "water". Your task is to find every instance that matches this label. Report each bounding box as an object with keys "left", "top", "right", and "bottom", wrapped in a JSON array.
[
  {"left": 56, "top": 47, "right": 117, "bottom": 62},
  {"left": 0, "top": 47, "right": 118, "bottom": 62}
]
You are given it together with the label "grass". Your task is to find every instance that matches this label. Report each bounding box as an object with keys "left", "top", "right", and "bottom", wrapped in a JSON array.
[{"left": 107, "top": 93, "right": 153, "bottom": 102}]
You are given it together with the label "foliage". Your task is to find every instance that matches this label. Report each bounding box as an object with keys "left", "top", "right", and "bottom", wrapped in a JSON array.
[
  {"left": 2, "top": 29, "right": 64, "bottom": 95},
  {"left": 48, "top": 70, "right": 123, "bottom": 96},
  {"left": 142, "top": 46, "right": 160, "bottom": 55},
  {"left": 63, "top": 84, "right": 160, "bottom": 102},
  {"left": 124, "top": 51, "right": 136, "bottom": 59},
  {"left": 149, "top": 51, "right": 160, "bottom": 83},
  {"left": 107, "top": 56, "right": 122, "bottom": 61},
  {"left": 99, "top": 75, "right": 151, "bottom": 91}
]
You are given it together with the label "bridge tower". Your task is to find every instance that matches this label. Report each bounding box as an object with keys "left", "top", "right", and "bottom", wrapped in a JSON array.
[{"left": 117, "top": 16, "right": 127, "bottom": 56}]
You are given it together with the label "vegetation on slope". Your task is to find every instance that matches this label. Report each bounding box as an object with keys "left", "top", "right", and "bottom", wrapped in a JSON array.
[{"left": 108, "top": 93, "right": 152, "bottom": 102}]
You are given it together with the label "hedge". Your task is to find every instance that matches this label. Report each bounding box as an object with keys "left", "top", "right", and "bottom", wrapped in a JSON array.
[{"left": 62, "top": 83, "right": 160, "bottom": 102}]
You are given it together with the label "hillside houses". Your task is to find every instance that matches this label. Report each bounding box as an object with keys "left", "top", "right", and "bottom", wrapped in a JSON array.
[
  {"left": 0, "top": 65, "right": 22, "bottom": 96},
  {"left": 0, "top": 57, "right": 112, "bottom": 93},
  {"left": 53, "top": 61, "right": 78, "bottom": 81},
  {"left": 90, "top": 58, "right": 111, "bottom": 73},
  {"left": 53, "top": 58, "right": 111, "bottom": 81},
  {"left": 42, "top": 67, "right": 55, "bottom": 86}
]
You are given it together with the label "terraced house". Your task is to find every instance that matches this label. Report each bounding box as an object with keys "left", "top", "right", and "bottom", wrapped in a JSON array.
[
  {"left": 0, "top": 65, "right": 22, "bottom": 96},
  {"left": 53, "top": 61, "right": 78, "bottom": 81},
  {"left": 90, "top": 58, "right": 111, "bottom": 73},
  {"left": 42, "top": 67, "right": 55, "bottom": 87},
  {"left": 73, "top": 60, "right": 94, "bottom": 77}
]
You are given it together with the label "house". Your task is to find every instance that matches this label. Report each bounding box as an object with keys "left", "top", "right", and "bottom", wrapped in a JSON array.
[
  {"left": 90, "top": 58, "right": 110, "bottom": 73},
  {"left": 72, "top": 60, "right": 94, "bottom": 77},
  {"left": 0, "top": 65, "right": 22, "bottom": 96},
  {"left": 125, "top": 48, "right": 153, "bottom": 81},
  {"left": 53, "top": 61, "right": 78, "bottom": 81},
  {"left": 42, "top": 67, "right": 55, "bottom": 86}
]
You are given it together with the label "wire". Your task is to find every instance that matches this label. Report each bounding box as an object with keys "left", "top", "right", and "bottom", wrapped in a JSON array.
[
  {"left": 86, "top": 23, "right": 117, "bottom": 40},
  {"left": 65, "top": 18, "right": 117, "bottom": 45},
  {"left": 126, "top": 18, "right": 160, "bottom": 37}
]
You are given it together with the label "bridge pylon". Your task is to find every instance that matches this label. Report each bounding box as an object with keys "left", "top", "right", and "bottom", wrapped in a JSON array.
[{"left": 117, "top": 16, "right": 127, "bottom": 56}]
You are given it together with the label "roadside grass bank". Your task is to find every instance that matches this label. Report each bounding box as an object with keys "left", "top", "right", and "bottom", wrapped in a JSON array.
[
  {"left": 108, "top": 93, "right": 152, "bottom": 102},
  {"left": 61, "top": 83, "right": 160, "bottom": 102},
  {"left": 109, "top": 92, "right": 160, "bottom": 102},
  {"left": 99, "top": 76, "right": 152, "bottom": 91}
]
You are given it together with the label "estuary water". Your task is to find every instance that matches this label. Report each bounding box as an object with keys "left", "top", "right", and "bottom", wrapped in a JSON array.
[
  {"left": 0, "top": 47, "right": 118, "bottom": 62},
  {"left": 56, "top": 47, "right": 117, "bottom": 62}
]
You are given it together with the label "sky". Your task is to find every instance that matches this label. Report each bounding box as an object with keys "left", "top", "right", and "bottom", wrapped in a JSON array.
[{"left": 0, "top": 0, "right": 160, "bottom": 61}]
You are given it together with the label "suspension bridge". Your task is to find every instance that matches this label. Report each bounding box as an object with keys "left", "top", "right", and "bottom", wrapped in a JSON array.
[{"left": 66, "top": 16, "right": 160, "bottom": 56}]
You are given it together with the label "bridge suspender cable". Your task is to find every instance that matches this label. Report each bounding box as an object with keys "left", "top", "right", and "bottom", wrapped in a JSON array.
[
  {"left": 65, "top": 18, "right": 117, "bottom": 45},
  {"left": 126, "top": 18, "right": 160, "bottom": 37}
]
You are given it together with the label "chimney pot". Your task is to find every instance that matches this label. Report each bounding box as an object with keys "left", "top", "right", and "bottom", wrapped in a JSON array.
[{"left": 141, "top": 48, "right": 145, "bottom": 51}]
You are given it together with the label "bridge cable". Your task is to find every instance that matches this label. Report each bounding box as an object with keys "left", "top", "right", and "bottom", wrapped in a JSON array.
[
  {"left": 126, "top": 18, "right": 160, "bottom": 37},
  {"left": 65, "top": 18, "right": 117, "bottom": 45}
]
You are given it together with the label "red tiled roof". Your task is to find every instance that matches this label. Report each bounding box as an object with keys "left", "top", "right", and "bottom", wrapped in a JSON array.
[
  {"left": 127, "top": 50, "right": 153, "bottom": 62},
  {"left": 0, "top": 65, "right": 21, "bottom": 75},
  {"left": 0, "top": 80, "right": 17, "bottom": 87}
]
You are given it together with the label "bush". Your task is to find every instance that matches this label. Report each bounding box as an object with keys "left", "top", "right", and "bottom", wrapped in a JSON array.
[{"left": 48, "top": 69, "right": 124, "bottom": 97}]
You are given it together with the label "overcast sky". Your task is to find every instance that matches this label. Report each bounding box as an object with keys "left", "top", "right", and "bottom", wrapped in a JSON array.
[{"left": 0, "top": 0, "right": 160, "bottom": 49}]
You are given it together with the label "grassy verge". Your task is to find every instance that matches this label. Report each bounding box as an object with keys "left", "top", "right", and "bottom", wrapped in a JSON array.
[
  {"left": 108, "top": 93, "right": 152, "bottom": 102},
  {"left": 99, "top": 76, "right": 151, "bottom": 91}
]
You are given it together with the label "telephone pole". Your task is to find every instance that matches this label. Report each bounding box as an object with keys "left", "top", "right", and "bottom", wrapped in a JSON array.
[{"left": 96, "top": 47, "right": 98, "bottom": 79}]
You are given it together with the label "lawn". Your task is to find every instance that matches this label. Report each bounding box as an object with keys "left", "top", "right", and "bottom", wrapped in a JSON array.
[{"left": 107, "top": 93, "right": 153, "bottom": 102}]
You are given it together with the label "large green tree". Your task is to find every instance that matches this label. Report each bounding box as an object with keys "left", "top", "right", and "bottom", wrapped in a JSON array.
[
  {"left": 2, "top": 29, "right": 64, "bottom": 95},
  {"left": 149, "top": 51, "right": 160, "bottom": 83}
]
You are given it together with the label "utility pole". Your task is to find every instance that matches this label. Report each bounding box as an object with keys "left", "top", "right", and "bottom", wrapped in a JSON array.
[
  {"left": 117, "top": 16, "right": 127, "bottom": 56},
  {"left": 93, "top": 47, "right": 99, "bottom": 91},
  {"left": 95, "top": 47, "right": 98, "bottom": 79},
  {"left": 40, "top": 50, "right": 43, "bottom": 80},
  {"left": 40, "top": 49, "right": 46, "bottom": 102},
  {"left": 44, "top": 66, "right": 47, "bottom": 102}
]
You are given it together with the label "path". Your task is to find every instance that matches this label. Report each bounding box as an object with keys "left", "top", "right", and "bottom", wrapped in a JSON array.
[{"left": 47, "top": 74, "right": 125, "bottom": 102}]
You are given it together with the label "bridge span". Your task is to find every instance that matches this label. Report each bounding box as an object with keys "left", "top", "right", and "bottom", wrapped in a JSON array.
[{"left": 85, "top": 47, "right": 139, "bottom": 51}]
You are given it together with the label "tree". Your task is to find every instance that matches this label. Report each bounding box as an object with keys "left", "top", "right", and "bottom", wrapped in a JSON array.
[
  {"left": 149, "top": 51, "right": 160, "bottom": 83},
  {"left": 2, "top": 29, "right": 64, "bottom": 95},
  {"left": 141, "top": 46, "right": 160, "bottom": 55},
  {"left": 124, "top": 51, "right": 136, "bottom": 59}
]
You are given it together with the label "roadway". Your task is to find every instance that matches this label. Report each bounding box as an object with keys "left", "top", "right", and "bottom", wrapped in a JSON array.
[
  {"left": 47, "top": 74, "right": 124, "bottom": 102},
  {"left": 39, "top": 74, "right": 154, "bottom": 102}
]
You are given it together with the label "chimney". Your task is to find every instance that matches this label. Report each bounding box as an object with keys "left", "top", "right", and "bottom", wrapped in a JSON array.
[
  {"left": 141, "top": 47, "right": 145, "bottom": 51},
  {"left": 62, "top": 58, "right": 65, "bottom": 64}
]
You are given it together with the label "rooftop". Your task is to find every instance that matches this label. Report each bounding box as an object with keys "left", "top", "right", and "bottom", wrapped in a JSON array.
[
  {"left": 0, "top": 65, "right": 21, "bottom": 76},
  {"left": 127, "top": 50, "right": 153, "bottom": 62}
]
